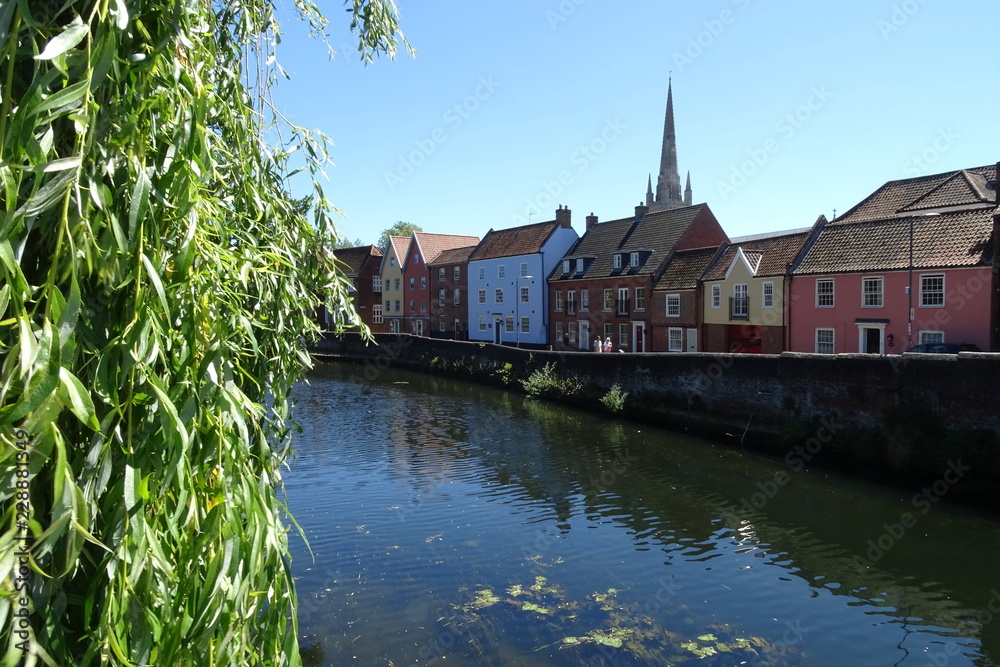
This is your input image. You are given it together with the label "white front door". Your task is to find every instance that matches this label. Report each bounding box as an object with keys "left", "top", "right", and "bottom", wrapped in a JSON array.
[
  {"left": 579, "top": 321, "right": 590, "bottom": 350},
  {"left": 686, "top": 328, "right": 698, "bottom": 352}
]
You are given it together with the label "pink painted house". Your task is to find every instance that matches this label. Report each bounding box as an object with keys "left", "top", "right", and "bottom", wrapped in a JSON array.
[{"left": 788, "top": 165, "right": 997, "bottom": 354}]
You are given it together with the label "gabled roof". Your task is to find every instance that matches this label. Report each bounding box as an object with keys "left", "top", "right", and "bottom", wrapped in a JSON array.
[
  {"left": 468, "top": 220, "right": 566, "bottom": 261},
  {"left": 388, "top": 235, "right": 410, "bottom": 261},
  {"left": 792, "top": 209, "right": 994, "bottom": 275},
  {"left": 702, "top": 229, "right": 812, "bottom": 281},
  {"left": 412, "top": 233, "right": 481, "bottom": 264},
  {"left": 427, "top": 245, "right": 478, "bottom": 266},
  {"left": 332, "top": 245, "right": 382, "bottom": 276},
  {"left": 654, "top": 246, "right": 721, "bottom": 291},
  {"left": 552, "top": 204, "right": 718, "bottom": 281},
  {"left": 834, "top": 165, "right": 996, "bottom": 224}
]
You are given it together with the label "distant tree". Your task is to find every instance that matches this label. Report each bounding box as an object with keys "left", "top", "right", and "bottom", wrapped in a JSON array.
[
  {"left": 377, "top": 221, "right": 423, "bottom": 249},
  {"left": 333, "top": 236, "right": 366, "bottom": 249}
]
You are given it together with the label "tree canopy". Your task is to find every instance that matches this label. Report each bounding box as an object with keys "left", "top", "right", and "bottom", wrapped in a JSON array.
[
  {"left": 377, "top": 221, "right": 424, "bottom": 250},
  {"left": 0, "top": 0, "right": 408, "bottom": 665}
]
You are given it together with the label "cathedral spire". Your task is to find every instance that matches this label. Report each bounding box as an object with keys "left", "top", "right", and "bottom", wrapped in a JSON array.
[
  {"left": 645, "top": 78, "right": 690, "bottom": 212},
  {"left": 646, "top": 174, "right": 654, "bottom": 206}
]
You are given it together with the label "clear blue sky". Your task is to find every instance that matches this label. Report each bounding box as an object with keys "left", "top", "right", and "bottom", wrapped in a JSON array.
[{"left": 272, "top": 0, "right": 998, "bottom": 245}]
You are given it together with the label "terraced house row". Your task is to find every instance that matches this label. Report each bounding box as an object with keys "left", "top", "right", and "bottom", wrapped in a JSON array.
[{"left": 331, "top": 161, "right": 999, "bottom": 355}]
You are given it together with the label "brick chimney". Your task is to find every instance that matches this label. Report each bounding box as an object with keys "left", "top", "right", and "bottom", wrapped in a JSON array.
[
  {"left": 555, "top": 205, "right": 572, "bottom": 228},
  {"left": 586, "top": 212, "right": 598, "bottom": 230},
  {"left": 635, "top": 202, "right": 649, "bottom": 219}
]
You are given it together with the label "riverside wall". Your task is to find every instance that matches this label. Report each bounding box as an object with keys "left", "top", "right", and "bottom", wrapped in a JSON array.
[{"left": 312, "top": 333, "right": 1000, "bottom": 508}]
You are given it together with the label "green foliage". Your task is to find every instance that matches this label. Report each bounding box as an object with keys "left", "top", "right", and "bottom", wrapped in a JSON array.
[
  {"left": 521, "top": 363, "right": 583, "bottom": 399},
  {"left": 377, "top": 221, "right": 423, "bottom": 249},
  {"left": 0, "top": 1, "right": 405, "bottom": 665},
  {"left": 600, "top": 385, "right": 628, "bottom": 414}
]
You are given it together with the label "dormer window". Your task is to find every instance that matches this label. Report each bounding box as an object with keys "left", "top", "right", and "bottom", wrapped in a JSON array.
[
  {"left": 630, "top": 252, "right": 640, "bottom": 268},
  {"left": 613, "top": 254, "right": 622, "bottom": 270},
  {"left": 562, "top": 259, "right": 571, "bottom": 274},
  {"left": 575, "top": 258, "right": 584, "bottom": 273}
]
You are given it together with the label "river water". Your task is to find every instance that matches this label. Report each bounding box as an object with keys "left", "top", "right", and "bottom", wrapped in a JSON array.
[{"left": 286, "top": 361, "right": 1000, "bottom": 666}]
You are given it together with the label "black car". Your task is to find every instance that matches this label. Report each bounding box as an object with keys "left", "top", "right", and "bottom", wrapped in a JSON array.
[{"left": 905, "top": 342, "right": 980, "bottom": 354}]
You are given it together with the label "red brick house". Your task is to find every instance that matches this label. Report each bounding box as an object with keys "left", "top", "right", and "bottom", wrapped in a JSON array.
[
  {"left": 548, "top": 203, "right": 728, "bottom": 352},
  {"left": 401, "top": 232, "right": 479, "bottom": 336},
  {"left": 328, "top": 245, "right": 385, "bottom": 332},
  {"left": 427, "top": 245, "right": 478, "bottom": 340},
  {"left": 650, "top": 246, "right": 723, "bottom": 352}
]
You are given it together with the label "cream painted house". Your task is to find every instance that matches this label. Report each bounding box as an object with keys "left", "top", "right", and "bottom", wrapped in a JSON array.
[{"left": 701, "top": 226, "right": 818, "bottom": 354}]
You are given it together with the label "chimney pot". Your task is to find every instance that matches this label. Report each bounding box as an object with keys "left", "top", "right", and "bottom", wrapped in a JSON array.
[
  {"left": 585, "top": 213, "right": 598, "bottom": 230},
  {"left": 555, "top": 206, "right": 572, "bottom": 228}
]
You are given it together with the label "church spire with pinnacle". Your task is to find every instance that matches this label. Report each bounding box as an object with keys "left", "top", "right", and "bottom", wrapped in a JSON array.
[{"left": 646, "top": 77, "right": 690, "bottom": 212}]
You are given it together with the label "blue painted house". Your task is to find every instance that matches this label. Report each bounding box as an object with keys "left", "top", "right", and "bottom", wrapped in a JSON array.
[{"left": 467, "top": 207, "right": 579, "bottom": 347}]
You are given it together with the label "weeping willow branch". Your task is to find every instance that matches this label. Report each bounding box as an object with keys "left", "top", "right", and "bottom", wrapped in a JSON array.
[{"left": 0, "top": 1, "right": 406, "bottom": 665}]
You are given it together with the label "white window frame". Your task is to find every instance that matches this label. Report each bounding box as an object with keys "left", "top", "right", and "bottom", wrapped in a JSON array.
[
  {"left": 372, "top": 304, "right": 383, "bottom": 324},
  {"left": 603, "top": 289, "right": 613, "bottom": 311},
  {"left": 454, "top": 266, "right": 461, "bottom": 281},
  {"left": 520, "top": 286, "right": 530, "bottom": 303},
  {"left": 438, "top": 289, "right": 445, "bottom": 307},
  {"left": 394, "top": 278, "right": 400, "bottom": 291},
  {"left": 478, "top": 266, "right": 485, "bottom": 280},
  {"left": 666, "top": 294, "right": 680, "bottom": 317},
  {"left": 630, "top": 251, "right": 639, "bottom": 268},
  {"left": 920, "top": 273, "right": 945, "bottom": 307},
  {"left": 816, "top": 328, "right": 835, "bottom": 354},
  {"left": 816, "top": 279, "right": 834, "bottom": 308},
  {"left": 668, "top": 327, "right": 684, "bottom": 352},
  {"left": 576, "top": 258, "right": 584, "bottom": 273},
  {"left": 613, "top": 254, "right": 622, "bottom": 269},
  {"left": 617, "top": 288, "right": 629, "bottom": 316},
  {"left": 762, "top": 281, "right": 774, "bottom": 308},
  {"left": 520, "top": 316, "right": 530, "bottom": 334},
  {"left": 453, "top": 289, "right": 461, "bottom": 306},
  {"left": 495, "top": 288, "right": 504, "bottom": 303},
  {"left": 478, "top": 315, "right": 487, "bottom": 331},
  {"left": 409, "top": 277, "right": 414, "bottom": 290},
  {"left": 618, "top": 323, "right": 628, "bottom": 348},
  {"left": 711, "top": 284, "right": 720, "bottom": 308},
  {"left": 555, "top": 321, "right": 563, "bottom": 342},
  {"left": 478, "top": 289, "right": 486, "bottom": 304},
  {"left": 919, "top": 330, "right": 945, "bottom": 344},
  {"left": 562, "top": 259, "right": 571, "bottom": 275},
  {"left": 862, "top": 276, "right": 883, "bottom": 308},
  {"left": 567, "top": 290, "right": 576, "bottom": 315},
  {"left": 439, "top": 315, "right": 446, "bottom": 332},
  {"left": 498, "top": 265, "right": 506, "bottom": 279},
  {"left": 420, "top": 276, "right": 426, "bottom": 290},
  {"left": 519, "top": 262, "right": 529, "bottom": 277},
  {"left": 505, "top": 316, "right": 514, "bottom": 333},
  {"left": 373, "top": 276, "right": 383, "bottom": 292},
  {"left": 635, "top": 288, "right": 645, "bottom": 311},
  {"left": 438, "top": 267, "right": 445, "bottom": 282},
  {"left": 555, "top": 291, "right": 563, "bottom": 311},
  {"left": 604, "top": 323, "right": 613, "bottom": 340},
  {"left": 580, "top": 290, "right": 589, "bottom": 310}
]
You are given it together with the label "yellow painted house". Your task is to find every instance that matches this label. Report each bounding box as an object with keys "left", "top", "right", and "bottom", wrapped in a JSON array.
[
  {"left": 378, "top": 235, "right": 410, "bottom": 334},
  {"left": 701, "top": 226, "right": 818, "bottom": 354}
]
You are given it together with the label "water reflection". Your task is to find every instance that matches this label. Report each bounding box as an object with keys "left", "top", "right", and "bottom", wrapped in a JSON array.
[{"left": 289, "top": 362, "right": 1000, "bottom": 665}]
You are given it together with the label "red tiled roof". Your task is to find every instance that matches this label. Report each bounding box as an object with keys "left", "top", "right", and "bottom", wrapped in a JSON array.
[
  {"left": 388, "top": 235, "right": 410, "bottom": 262},
  {"left": 427, "top": 245, "right": 477, "bottom": 265},
  {"left": 702, "top": 230, "right": 811, "bottom": 281},
  {"left": 654, "top": 246, "right": 721, "bottom": 291},
  {"left": 793, "top": 209, "right": 993, "bottom": 275},
  {"left": 835, "top": 165, "right": 996, "bottom": 223},
  {"left": 332, "top": 245, "right": 382, "bottom": 275},
  {"left": 468, "top": 220, "right": 563, "bottom": 261},
  {"left": 412, "top": 233, "right": 481, "bottom": 264}
]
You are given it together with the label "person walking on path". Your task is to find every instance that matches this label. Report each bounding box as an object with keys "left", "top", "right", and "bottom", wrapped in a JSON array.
[
  {"left": 604, "top": 337, "right": 613, "bottom": 353},
  {"left": 594, "top": 336, "right": 603, "bottom": 352}
]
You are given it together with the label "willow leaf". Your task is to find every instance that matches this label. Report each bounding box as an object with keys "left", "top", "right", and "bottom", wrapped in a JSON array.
[
  {"left": 35, "top": 18, "right": 89, "bottom": 61},
  {"left": 58, "top": 367, "right": 99, "bottom": 430}
]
